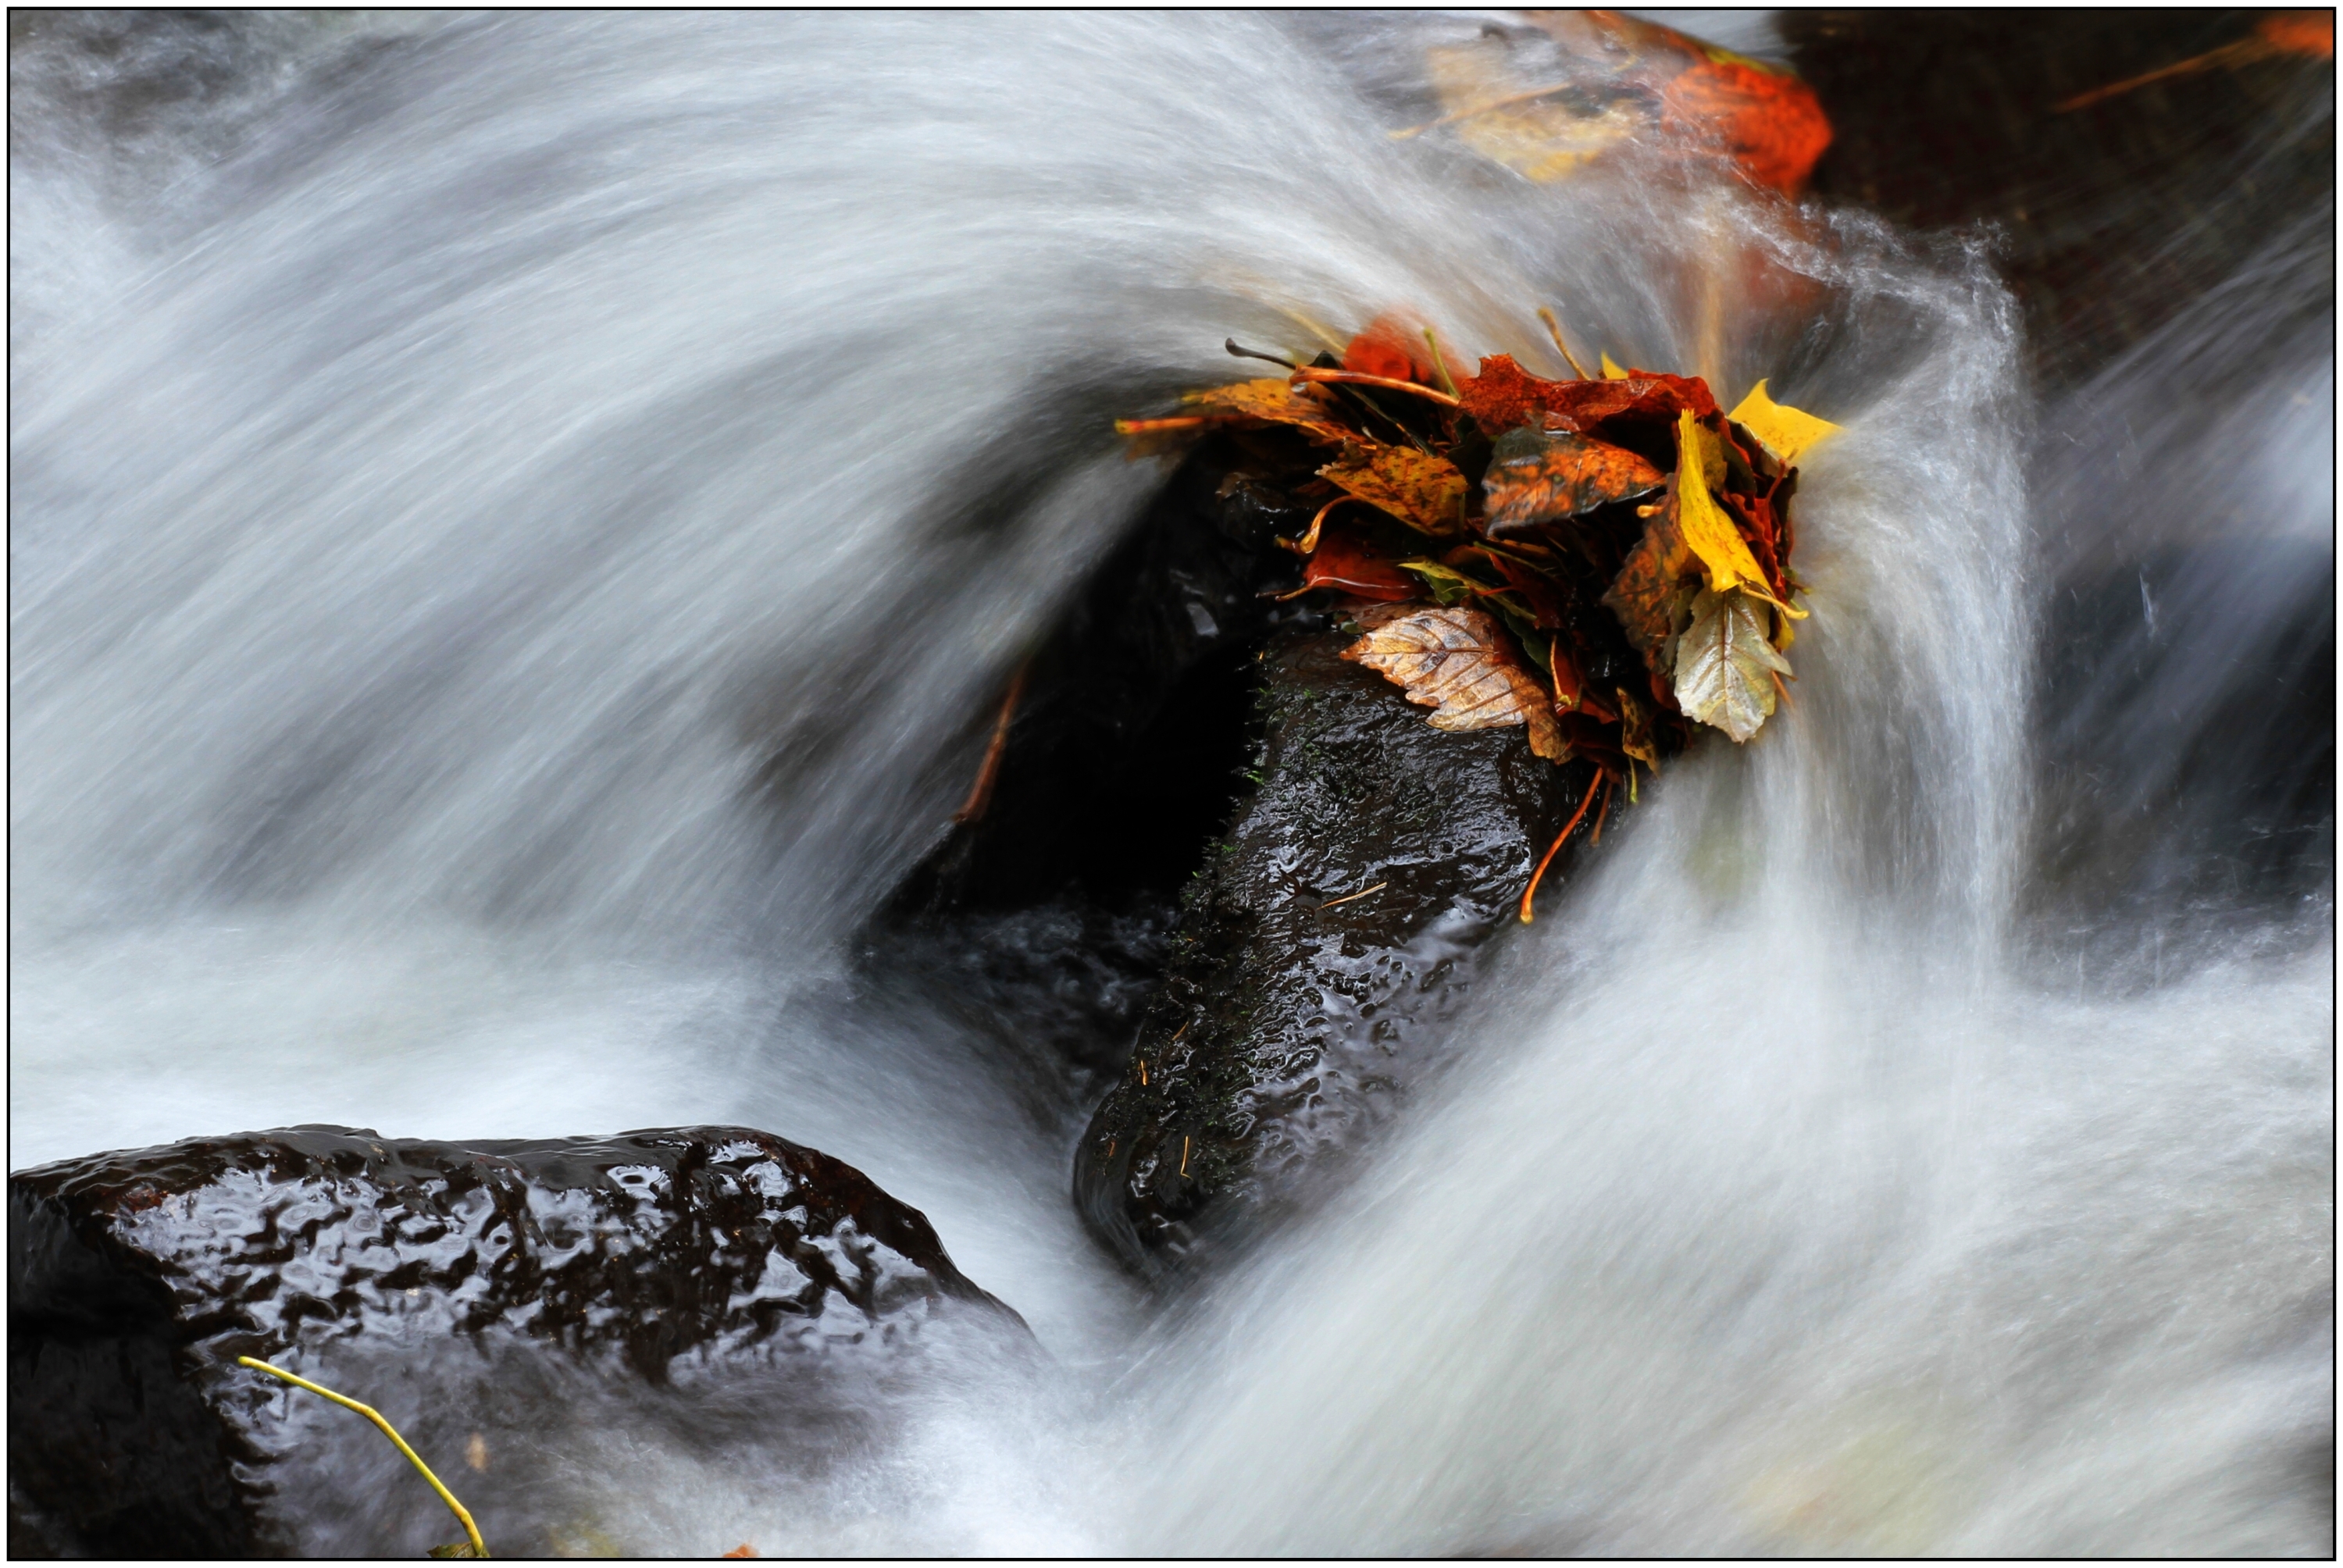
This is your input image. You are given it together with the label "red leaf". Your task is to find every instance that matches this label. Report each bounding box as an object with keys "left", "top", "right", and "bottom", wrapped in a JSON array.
[
  {"left": 1302, "top": 521, "right": 1418, "bottom": 601},
  {"left": 1459, "top": 355, "right": 1717, "bottom": 440}
]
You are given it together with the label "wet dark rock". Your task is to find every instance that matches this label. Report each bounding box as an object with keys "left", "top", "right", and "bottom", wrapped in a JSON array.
[
  {"left": 1073, "top": 630, "right": 1591, "bottom": 1272},
  {"left": 9, "top": 1124, "right": 1029, "bottom": 1558},
  {"left": 870, "top": 431, "right": 1591, "bottom": 1276},
  {"left": 890, "top": 432, "right": 1317, "bottom": 922},
  {"left": 872, "top": 434, "right": 1325, "bottom": 1126}
]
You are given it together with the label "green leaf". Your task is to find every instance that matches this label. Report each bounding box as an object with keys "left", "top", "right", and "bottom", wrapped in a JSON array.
[{"left": 1396, "top": 558, "right": 1484, "bottom": 606}]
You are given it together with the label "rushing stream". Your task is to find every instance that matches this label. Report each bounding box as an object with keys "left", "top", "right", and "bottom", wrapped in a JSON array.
[{"left": 10, "top": 12, "right": 2332, "bottom": 1556}]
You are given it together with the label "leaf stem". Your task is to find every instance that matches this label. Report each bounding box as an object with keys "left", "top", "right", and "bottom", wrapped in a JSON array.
[
  {"left": 1320, "top": 880, "right": 1389, "bottom": 909},
  {"left": 1280, "top": 495, "right": 1356, "bottom": 556},
  {"left": 954, "top": 661, "right": 1031, "bottom": 825},
  {"left": 237, "top": 1357, "right": 487, "bottom": 1558},
  {"left": 1518, "top": 775, "right": 1603, "bottom": 924},
  {"left": 1537, "top": 307, "right": 1591, "bottom": 380},
  {"left": 1287, "top": 368, "right": 1460, "bottom": 407},
  {"left": 1421, "top": 328, "right": 1462, "bottom": 398},
  {"left": 1224, "top": 337, "right": 1298, "bottom": 369},
  {"left": 1114, "top": 415, "right": 1230, "bottom": 434},
  {"left": 2054, "top": 36, "right": 2266, "bottom": 112}
]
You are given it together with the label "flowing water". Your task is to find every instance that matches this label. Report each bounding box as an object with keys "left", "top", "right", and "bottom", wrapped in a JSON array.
[{"left": 9, "top": 12, "right": 2332, "bottom": 1556}]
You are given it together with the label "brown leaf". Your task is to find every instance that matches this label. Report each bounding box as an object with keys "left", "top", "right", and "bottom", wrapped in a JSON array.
[
  {"left": 1602, "top": 487, "right": 1699, "bottom": 677},
  {"left": 1614, "top": 684, "right": 1660, "bottom": 769},
  {"left": 1182, "top": 377, "right": 1356, "bottom": 445},
  {"left": 1342, "top": 605, "right": 1567, "bottom": 761},
  {"left": 1318, "top": 443, "right": 1468, "bottom": 536},
  {"left": 1482, "top": 428, "right": 1667, "bottom": 534}
]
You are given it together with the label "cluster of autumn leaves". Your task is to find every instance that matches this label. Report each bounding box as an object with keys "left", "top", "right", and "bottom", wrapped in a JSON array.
[{"left": 1118, "top": 315, "right": 1837, "bottom": 830}]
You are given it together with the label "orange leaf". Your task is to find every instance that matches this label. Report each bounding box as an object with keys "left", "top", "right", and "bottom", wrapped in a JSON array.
[
  {"left": 1317, "top": 443, "right": 1468, "bottom": 536},
  {"left": 1658, "top": 55, "right": 1832, "bottom": 197},
  {"left": 1343, "top": 312, "right": 1467, "bottom": 388},
  {"left": 1482, "top": 428, "right": 1668, "bottom": 534},
  {"left": 2259, "top": 9, "right": 2334, "bottom": 58},
  {"left": 1342, "top": 605, "right": 1568, "bottom": 761}
]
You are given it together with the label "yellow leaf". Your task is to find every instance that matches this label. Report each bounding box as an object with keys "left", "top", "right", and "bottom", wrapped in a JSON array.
[
  {"left": 1343, "top": 605, "right": 1567, "bottom": 761},
  {"left": 1318, "top": 443, "right": 1468, "bottom": 536},
  {"left": 1600, "top": 352, "right": 1629, "bottom": 380},
  {"left": 1728, "top": 378, "right": 1840, "bottom": 466},
  {"left": 1673, "top": 586, "right": 1792, "bottom": 743},
  {"left": 1673, "top": 410, "right": 1770, "bottom": 597},
  {"left": 1420, "top": 41, "right": 1645, "bottom": 183}
]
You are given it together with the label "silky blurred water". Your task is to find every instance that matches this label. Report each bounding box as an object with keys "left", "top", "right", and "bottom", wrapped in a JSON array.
[{"left": 9, "top": 12, "right": 2331, "bottom": 1555}]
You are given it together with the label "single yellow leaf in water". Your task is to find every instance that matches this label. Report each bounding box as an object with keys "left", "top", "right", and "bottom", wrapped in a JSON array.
[
  {"left": 1728, "top": 378, "right": 1841, "bottom": 466},
  {"left": 1674, "top": 586, "right": 1792, "bottom": 743},
  {"left": 1600, "top": 351, "right": 1629, "bottom": 380},
  {"left": 1343, "top": 605, "right": 1567, "bottom": 760}
]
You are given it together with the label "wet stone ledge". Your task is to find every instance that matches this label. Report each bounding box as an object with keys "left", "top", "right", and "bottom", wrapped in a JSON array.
[{"left": 9, "top": 1124, "right": 1029, "bottom": 1558}]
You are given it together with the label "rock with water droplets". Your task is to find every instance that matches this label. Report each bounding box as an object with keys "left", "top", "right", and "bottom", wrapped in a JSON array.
[{"left": 8, "top": 1125, "right": 1030, "bottom": 1557}]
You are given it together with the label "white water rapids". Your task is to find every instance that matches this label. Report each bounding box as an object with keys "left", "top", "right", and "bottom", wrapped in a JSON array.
[{"left": 9, "top": 12, "right": 2332, "bottom": 1556}]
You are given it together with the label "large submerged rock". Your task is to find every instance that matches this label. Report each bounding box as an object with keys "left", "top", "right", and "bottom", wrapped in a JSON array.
[
  {"left": 1074, "top": 630, "right": 1591, "bottom": 1270},
  {"left": 9, "top": 1124, "right": 1029, "bottom": 1558}
]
